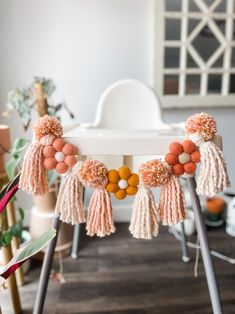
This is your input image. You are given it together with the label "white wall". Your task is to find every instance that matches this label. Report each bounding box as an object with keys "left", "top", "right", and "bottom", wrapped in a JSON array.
[{"left": 0, "top": 0, "right": 234, "bottom": 216}]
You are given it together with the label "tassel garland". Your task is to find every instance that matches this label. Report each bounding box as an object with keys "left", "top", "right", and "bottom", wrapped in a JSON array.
[
  {"left": 196, "top": 141, "right": 230, "bottom": 197},
  {"left": 19, "top": 142, "right": 48, "bottom": 195},
  {"left": 86, "top": 188, "right": 115, "bottom": 237},
  {"left": 129, "top": 186, "right": 158, "bottom": 239},
  {"left": 55, "top": 167, "right": 85, "bottom": 224},
  {"left": 157, "top": 175, "right": 186, "bottom": 225}
]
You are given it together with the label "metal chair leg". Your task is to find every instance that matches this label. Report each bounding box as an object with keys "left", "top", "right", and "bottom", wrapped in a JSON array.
[
  {"left": 71, "top": 187, "right": 85, "bottom": 259},
  {"left": 71, "top": 224, "right": 81, "bottom": 259},
  {"left": 33, "top": 215, "right": 61, "bottom": 314},
  {"left": 187, "top": 177, "right": 223, "bottom": 314},
  {"left": 180, "top": 221, "right": 190, "bottom": 263}
]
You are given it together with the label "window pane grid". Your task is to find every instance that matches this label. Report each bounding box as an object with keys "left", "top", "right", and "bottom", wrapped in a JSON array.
[{"left": 161, "top": 0, "right": 235, "bottom": 97}]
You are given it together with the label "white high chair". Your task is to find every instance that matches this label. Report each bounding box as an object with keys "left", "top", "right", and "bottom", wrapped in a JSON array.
[
  {"left": 92, "top": 79, "right": 169, "bottom": 129},
  {"left": 81, "top": 79, "right": 180, "bottom": 220},
  {"left": 33, "top": 80, "right": 222, "bottom": 314}
]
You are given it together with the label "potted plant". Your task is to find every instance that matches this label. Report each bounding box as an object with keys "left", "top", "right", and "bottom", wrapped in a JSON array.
[{"left": 4, "top": 78, "right": 75, "bottom": 257}]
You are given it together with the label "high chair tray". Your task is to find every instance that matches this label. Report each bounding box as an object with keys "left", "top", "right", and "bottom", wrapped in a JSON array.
[{"left": 64, "top": 127, "right": 185, "bottom": 155}]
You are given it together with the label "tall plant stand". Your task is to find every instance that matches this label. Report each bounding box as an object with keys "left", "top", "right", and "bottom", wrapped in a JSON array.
[{"left": 33, "top": 129, "right": 223, "bottom": 314}]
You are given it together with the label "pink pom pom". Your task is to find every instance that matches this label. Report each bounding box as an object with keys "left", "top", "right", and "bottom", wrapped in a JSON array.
[
  {"left": 185, "top": 112, "right": 217, "bottom": 141},
  {"left": 77, "top": 159, "right": 108, "bottom": 189},
  {"left": 34, "top": 115, "right": 63, "bottom": 140},
  {"left": 65, "top": 155, "right": 77, "bottom": 167},
  {"left": 139, "top": 159, "right": 170, "bottom": 188},
  {"left": 62, "top": 143, "right": 76, "bottom": 156},
  {"left": 53, "top": 138, "right": 65, "bottom": 152},
  {"left": 56, "top": 162, "right": 68, "bottom": 174},
  {"left": 44, "top": 158, "right": 57, "bottom": 170},
  {"left": 43, "top": 146, "right": 56, "bottom": 158}
]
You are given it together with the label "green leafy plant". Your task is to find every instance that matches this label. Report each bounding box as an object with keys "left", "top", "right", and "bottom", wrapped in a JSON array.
[
  {"left": 0, "top": 139, "right": 29, "bottom": 248},
  {"left": 0, "top": 208, "right": 24, "bottom": 248},
  {"left": 5, "top": 77, "right": 75, "bottom": 130},
  {"left": 5, "top": 138, "right": 29, "bottom": 180}
]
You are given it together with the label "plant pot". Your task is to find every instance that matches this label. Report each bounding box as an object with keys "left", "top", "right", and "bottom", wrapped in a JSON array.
[{"left": 30, "top": 206, "right": 73, "bottom": 259}]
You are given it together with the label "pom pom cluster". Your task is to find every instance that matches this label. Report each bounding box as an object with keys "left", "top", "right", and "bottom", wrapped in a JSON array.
[
  {"left": 165, "top": 140, "right": 200, "bottom": 176},
  {"left": 139, "top": 159, "right": 170, "bottom": 187},
  {"left": 185, "top": 112, "right": 217, "bottom": 141},
  {"left": 106, "top": 166, "right": 139, "bottom": 200},
  {"left": 34, "top": 115, "right": 63, "bottom": 140},
  {"left": 43, "top": 138, "right": 77, "bottom": 174},
  {"left": 78, "top": 159, "right": 108, "bottom": 189}
]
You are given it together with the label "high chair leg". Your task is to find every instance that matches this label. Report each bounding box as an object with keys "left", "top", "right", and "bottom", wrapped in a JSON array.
[
  {"left": 180, "top": 221, "right": 190, "bottom": 263},
  {"left": 33, "top": 215, "right": 61, "bottom": 314},
  {"left": 71, "top": 224, "right": 81, "bottom": 259},
  {"left": 71, "top": 186, "right": 85, "bottom": 259},
  {"left": 187, "top": 177, "right": 223, "bottom": 314}
]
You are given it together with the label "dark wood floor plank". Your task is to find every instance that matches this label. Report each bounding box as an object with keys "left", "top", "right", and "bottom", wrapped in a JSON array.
[{"left": 1, "top": 223, "right": 235, "bottom": 313}]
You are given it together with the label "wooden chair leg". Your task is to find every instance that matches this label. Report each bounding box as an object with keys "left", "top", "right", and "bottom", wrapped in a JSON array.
[
  {"left": 0, "top": 214, "right": 22, "bottom": 314},
  {"left": 187, "top": 177, "right": 223, "bottom": 314},
  {"left": 33, "top": 215, "right": 61, "bottom": 314}
]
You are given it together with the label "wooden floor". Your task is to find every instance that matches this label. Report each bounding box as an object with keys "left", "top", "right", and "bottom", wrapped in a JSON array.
[{"left": 1, "top": 223, "right": 235, "bottom": 314}]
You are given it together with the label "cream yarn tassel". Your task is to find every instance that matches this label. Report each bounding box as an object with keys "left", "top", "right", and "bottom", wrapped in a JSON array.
[
  {"left": 197, "top": 141, "right": 230, "bottom": 197},
  {"left": 129, "top": 186, "right": 158, "bottom": 239},
  {"left": 86, "top": 189, "right": 115, "bottom": 237},
  {"left": 158, "top": 175, "right": 186, "bottom": 226},
  {"left": 55, "top": 168, "right": 85, "bottom": 224},
  {"left": 19, "top": 142, "right": 48, "bottom": 195}
]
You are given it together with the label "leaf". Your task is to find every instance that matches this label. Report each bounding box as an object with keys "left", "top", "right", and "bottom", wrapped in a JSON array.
[
  {"left": 5, "top": 157, "right": 21, "bottom": 180},
  {"left": 17, "top": 228, "right": 56, "bottom": 262},
  {"left": 8, "top": 221, "right": 23, "bottom": 238},
  {"left": 18, "top": 207, "right": 24, "bottom": 221},
  {"left": 11, "top": 138, "right": 29, "bottom": 155},
  {"left": 0, "top": 228, "right": 56, "bottom": 280},
  {"left": 2, "top": 233, "right": 12, "bottom": 246}
]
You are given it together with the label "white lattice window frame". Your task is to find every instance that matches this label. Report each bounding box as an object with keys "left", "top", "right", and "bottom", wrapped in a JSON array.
[{"left": 152, "top": 0, "right": 235, "bottom": 108}]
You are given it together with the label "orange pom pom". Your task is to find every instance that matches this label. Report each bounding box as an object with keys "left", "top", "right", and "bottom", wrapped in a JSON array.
[
  {"left": 182, "top": 140, "right": 196, "bottom": 154},
  {"left": 34, "top": 115, "right": 63, "bottom": 139},
  {"left": 43, "top": 146, "right": 56, "bottom": 158},
  {"left": 108, "top": 170, "right": 119, "bottom": 183},
  {"left": 169, "top": 142, "right": 183, "bottom": 155},
  {"left": 43, "top": 158, "right": 57, "bottom": 170},
  {"left": 64, "top": 155, "right": 77, "bottom": 167},
  {"left": 62, "top": 143, "right": 76, "bottom": 156},
  {"left": 115, "top": 189, "right": 127, "bottom": 200},
  {"left": 172, "top": 163, "right": 184, "bottom": 176},
  {"left": 191, "top": 150, "right": 200, "bottom": 163},
  {"left": 126, "top": 186, "right": 138, "bottom": 196},
  {"left": 56, "top": 162, "right": 68, "bottom": 174},
  {"left": 106, "top": 183, "right": 119, "bottom": 193},
  {"left": 53, "top": 138, "right": 65, "bottom": 152},
  {"left": 128, "top": 174, "right": 139, "bottom": 186},
  {"left": 118, "top": 166, "right": 131, "bottom": 180},
  {"left": 165, "top": 153, "right": 178, "bottom": 165},
  {"left": 184, "top": 162, "right": 196, "bottom": 174}
]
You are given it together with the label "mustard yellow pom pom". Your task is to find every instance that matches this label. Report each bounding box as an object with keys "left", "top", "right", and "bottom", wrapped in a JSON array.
[
  {"left": 115, "top": 189, "right": 127, "bottom": 200},
  {"left": 126, "top": 186, "right": 138, "bottom": 196},
  {"left": 108, "top": 169, "right": 119, "bottom": 183},
  {"left": 118, "top": 166, "right": 131, "bottom": 180},
  {"left": 106, "top": 183, "right": 119, "bottom": 193},
  {"left": 128, "top": 173, "right": 139, "bottom": 186}
]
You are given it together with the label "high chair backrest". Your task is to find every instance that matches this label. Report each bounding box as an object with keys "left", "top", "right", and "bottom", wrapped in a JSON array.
[{"left": 93, "top": 79, "right": 168, "bottom": 129}]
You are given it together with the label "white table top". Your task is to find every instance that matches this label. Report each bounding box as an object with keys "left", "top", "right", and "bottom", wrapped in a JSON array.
[{"left": 64, "top": 127, "right": 185, "bottom": 155}]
